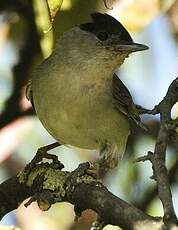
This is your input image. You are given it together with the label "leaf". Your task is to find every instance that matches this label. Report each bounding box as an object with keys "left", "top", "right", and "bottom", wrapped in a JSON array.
[{"left": 47, "top": 0, "right": 63, "bottom": 21}]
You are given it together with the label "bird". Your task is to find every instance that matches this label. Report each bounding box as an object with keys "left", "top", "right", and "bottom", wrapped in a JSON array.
[{"left": 26, "top": 12, "right": 149, "bottom": 174}]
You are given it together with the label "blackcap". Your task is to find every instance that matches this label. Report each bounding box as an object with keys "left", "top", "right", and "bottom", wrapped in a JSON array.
[{"left": 27, "top": 13, "right": 148, "bottom": 171}]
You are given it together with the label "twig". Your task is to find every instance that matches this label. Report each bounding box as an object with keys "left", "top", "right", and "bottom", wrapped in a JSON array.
[{"left": 136, "top": 157, "right": 178, "bottom": 212}]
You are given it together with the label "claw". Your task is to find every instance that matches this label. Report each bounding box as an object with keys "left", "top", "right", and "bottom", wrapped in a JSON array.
[
  {"left": 86, "top": 162, "right": 100, "bottom": 179},
  {"left": 21, "top": 142, "right": 62, "bottom": 183},
  {"left": 91, "top": 216, "right": 106, "bottom": 230}
]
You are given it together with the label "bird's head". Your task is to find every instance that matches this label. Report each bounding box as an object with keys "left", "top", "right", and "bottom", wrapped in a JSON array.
[{"left": 56, "top": 13, "right": 149, "bottom": 69}]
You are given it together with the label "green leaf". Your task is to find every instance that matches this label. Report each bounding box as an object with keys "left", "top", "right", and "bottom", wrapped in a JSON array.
[{"left": 47, "top": 0, "right": 63, "bottom": 21}]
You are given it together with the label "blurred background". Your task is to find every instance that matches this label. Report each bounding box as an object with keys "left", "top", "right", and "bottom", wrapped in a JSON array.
[{"left": 0, "top": 0, "right": 177, "bottom": 229}]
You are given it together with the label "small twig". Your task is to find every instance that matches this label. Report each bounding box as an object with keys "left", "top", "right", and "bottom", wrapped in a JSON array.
[
  {"left": 136, "top": 105, "right": 158, "bottom": 115},
  {"left": 135, "top": 157, "right": 178, "bottom": 212},
  {"left": 134, "top": 151, "right": 154, "bottom": 163}
]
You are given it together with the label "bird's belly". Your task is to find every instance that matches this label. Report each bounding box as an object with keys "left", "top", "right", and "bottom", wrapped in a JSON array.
[
  {"left": 35, "top": 101, "right": 128, "bottom": 149},
  {"left": 33, "top": 74, "right": 129, "bottom": 150},
  {"left": 34, "top": 93, "right": 129, "bottom": 149}
]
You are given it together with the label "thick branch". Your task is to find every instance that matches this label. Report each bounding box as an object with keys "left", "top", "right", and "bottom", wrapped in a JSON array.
[
  {"left": 0, "top": 162, "right": 164, "bottom": 230},
  {"left": 71, "top": 184, "right": 163, "bottom": 230},
  {"left": 0, "top": 176, "right": 32, "bottom": 220}
]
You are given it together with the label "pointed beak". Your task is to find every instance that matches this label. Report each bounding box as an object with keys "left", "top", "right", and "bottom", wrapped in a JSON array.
[{"left": 115, "top": 42, "right": 149, "bottom": 52}]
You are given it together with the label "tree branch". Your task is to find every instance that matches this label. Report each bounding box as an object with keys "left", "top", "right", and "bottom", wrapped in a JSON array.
[
  {"left": 0, "top": 161, "right": 164, "bottom": 230},
  {"left": 136, "top": 77, "right": 178, "bottom": 227}
]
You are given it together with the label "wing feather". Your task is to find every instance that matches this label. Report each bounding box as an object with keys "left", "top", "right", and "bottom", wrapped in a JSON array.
[{"left": 112, "top": 73, "right": 146, "bottom": 129}]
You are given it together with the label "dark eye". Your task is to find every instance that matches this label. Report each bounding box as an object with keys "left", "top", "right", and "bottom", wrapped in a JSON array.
[{"left": 97, "top": 31, "right": 109, "bottom": 41}]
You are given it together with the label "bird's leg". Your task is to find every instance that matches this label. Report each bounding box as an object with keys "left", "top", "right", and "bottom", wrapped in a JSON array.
[
  {"left": 88, "top": 144, "right": 120, "bottom": 228},
  {"left": 91, "top": 216, "right": 106, "bottom": 230},
  {"left": 98, "top": 142, "right": 119, "bottom": 175},
  {"left": 85, "top": 142, "right": 119, "bottom": 178},
  {"left": 23, "top": 142, "right": 63, "bottom": 181}
]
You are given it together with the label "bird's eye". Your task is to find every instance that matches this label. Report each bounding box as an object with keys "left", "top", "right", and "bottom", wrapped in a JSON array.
[{"left": 97, "top": 31, "right": 109, "bottom": 41}]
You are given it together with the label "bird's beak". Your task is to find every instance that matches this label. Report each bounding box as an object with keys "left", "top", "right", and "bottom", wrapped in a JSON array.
[{"left": 115, "top": 42, "right": 149, "bottom": 52}]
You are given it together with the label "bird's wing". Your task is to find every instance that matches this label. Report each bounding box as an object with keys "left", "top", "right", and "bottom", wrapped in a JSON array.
[
  {"left": 26, "top": 79, "right": 34, "bottom": 107},
  {"left": 112, "top": 73, "right": 145, "bottom": 129}
]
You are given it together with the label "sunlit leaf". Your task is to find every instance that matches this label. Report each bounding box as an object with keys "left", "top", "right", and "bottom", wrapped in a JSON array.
[{"left": 47, "top": 0, "right": 63, "bottom": 21}]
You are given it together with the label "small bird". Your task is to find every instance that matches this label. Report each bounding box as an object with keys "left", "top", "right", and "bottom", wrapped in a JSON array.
[{"left": 27, "top": 13, "right": 148, "bottom": 173}]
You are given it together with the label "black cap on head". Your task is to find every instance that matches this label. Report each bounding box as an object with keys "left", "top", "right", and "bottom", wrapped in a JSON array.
[
  {"left": 80, "top": 13, "right": 133, "bottom": 43},
  {"left": 80, "top": 13, "right": 149, "bottom": 52}
]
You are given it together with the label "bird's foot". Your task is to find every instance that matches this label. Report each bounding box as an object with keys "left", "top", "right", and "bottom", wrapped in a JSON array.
[
  {"left": 80, "top": 161, "right": 111, "bottom": 179},
  {"left": 65, "top": 162, "right": 100, "bottom": 188},
  {"left": 91, "top": 216, "right": 106, "bottom": 230},
  {"left": 64, "top": 162, "right": 102, "bottom": 221},
  {"left": 86, "top": 162, "right": 101, "bottom": 179},
  {"left": 21, "top": 142, "right": 63, "bottom": 183}
]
